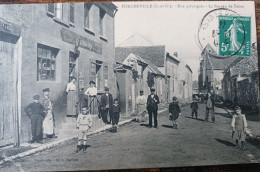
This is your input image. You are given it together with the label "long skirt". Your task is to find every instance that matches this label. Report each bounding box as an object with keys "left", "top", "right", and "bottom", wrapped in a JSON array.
[
  {"left": 43, "top": 111, "right": 54, "bottom": 135},
  {"left": 67, "top": 91, "right": 77, "bottom": 116}
]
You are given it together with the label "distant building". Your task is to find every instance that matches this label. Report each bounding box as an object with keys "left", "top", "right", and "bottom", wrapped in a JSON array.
[
  {"left": 222, "top": 47, "right": 259, "bottom": 109},
  {"left": 198, "top": 44, "right": 237, "bottom": 95},
  {"left": 0, "top": 2, "right": 117, "bottom": 146}
]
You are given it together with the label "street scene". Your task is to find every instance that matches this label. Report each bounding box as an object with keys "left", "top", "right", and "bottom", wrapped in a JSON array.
[
  {"left": 1, "top": 104, "right": 260, "bottom": 171},
  {"left": 0, "top": 1, "right": 259, "bottom": 171}
]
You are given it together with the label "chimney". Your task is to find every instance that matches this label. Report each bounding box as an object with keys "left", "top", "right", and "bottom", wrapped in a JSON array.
[{"left": 174, "top": 52, "right": 178, "bottom": 57}]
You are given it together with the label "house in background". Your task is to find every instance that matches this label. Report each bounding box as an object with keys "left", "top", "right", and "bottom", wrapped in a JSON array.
[
  {"left": 0, "top": 2, "right": 117, "bottom": 146},
  {"left": 116, "top": 34, "right": 193, "bottom": 104},
  {"left": 222, "top": 46, "right": 259, "bottom": 109},
  {"left": 198, "top": 44, "right": 237, "bottom": 95}
]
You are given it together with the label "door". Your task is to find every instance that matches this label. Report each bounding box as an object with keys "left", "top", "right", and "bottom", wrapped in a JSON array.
[{"left": 0, "top": 40, "right": 16, "bottom": 147}]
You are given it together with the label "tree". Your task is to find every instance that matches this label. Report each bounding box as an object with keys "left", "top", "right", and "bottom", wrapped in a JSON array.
[{"left": 147, "top": 71, "right": 155, "bottom": 88}]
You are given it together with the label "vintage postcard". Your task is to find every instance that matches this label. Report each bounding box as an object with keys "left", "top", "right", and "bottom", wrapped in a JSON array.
[{"left": 0, "top": 1, "right": 259, "bottom": 171}]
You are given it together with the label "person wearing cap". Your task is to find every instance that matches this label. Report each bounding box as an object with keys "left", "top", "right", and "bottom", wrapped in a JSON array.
[
  {"left": 146, "top": 88, "right": 160, "bottom": 128},
  {"left": 136, "top": 90, "right": 146, "bottom": 122},
  {"left": 42, "top": 88, "right": 57, "bottom": 139},
  {"left": 24, "top": 95, "right": 45, "bottom": 143},
  {"left": 84, "top": 80, "right": 98, "bottom": 114},
  {"left": 66, "top": 76, "right": 77, "bottom": 117},
  {"left": 100, "top": 87, "right": 113, "bottom": 124}
]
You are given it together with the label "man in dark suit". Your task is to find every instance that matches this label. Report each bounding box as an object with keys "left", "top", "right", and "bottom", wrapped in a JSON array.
[
  {"left": 100, "top": 87, "right": 113, "bottom": 124},
  {"left": 146, "top": 88, "right": 160, "bottom": 128}
]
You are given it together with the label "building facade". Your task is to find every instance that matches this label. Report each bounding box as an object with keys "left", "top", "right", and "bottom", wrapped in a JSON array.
[{"left": 0, "top": 2, "right": 117, "bottom": 146}]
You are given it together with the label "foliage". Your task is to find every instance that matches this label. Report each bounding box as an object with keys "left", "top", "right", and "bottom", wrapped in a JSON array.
[
  {"left": 132, "top": 69, "right": 139, "bottom": 83},
  {"left": 147, "top": 71, "right": 155, "bottom": 88}
]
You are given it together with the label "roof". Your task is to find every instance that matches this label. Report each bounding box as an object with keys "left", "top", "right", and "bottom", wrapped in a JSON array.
[
  {"left": 202, "top": 44, "right": 216, "bottom": 55},
  {"left": 117, "top": 33, "right": 154, "bottom": 47},
  {"left": 115, "top": 46, "right": 166, "bottom": 67},
  {"left": 185, "top": 65, "right": 193, "bottom": 73},
  {"left": 145, "top": 59, "right": 164, "bottom": 77},
  {"left": 208, "top": 54, "right": 237, "bottom": 70}
]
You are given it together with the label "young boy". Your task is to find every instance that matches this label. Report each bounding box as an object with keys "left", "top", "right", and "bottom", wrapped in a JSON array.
[
  {"left": 111, "top": 99, "right": 121, "bottom": 133},
  {"left": 169, "top": 97, "right": 181, "bottom": 129},
  {"left": 24, "top": 95, "right": 45, "bottom": 143},
  {"left": 190, "top": 98, "right": 199, "bottom": 119},
  {"left": 231, "top": 106, "right": 248, "bottom": 149},
  {"left": 74, "top": 107, "right": 93, "bottom": 153}
]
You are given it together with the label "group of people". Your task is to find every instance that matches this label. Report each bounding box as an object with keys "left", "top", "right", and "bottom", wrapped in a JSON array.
[{"left": 24, "top": 88, "right": 57, "bottom": 144}]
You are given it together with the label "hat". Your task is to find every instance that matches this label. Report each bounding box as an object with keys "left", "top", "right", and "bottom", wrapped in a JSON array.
[
  {"left": 150, "top": 88, "right": 155, "bottom": 92},
  {"left": 105, "top": 87, "right": 109, "bottom": 91},
  {"left": 89, "top": 80, "right": 96, "bottom": 85},
  {"left": 235, "top": 106, "right": 241, "bottom": 110},
  {"left": 42, "top": 88, "right": 50, "bottom": 92},
  {"left": 172, "top": 96, "right": 177, "bottom": 101},
  {"left": 140, "top": 90, "right": 144, "bottom": 93},
  {"left": 33, "top": 95, "right": 40, "bottom": 100}
]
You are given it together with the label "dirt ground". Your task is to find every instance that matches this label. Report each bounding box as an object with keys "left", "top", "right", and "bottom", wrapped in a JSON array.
[{"left": 1, "top": 103, "right": 260, "bottom": 171}]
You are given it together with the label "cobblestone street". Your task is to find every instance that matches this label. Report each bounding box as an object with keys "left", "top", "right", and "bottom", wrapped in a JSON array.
[{"left": 1, "top": 103, "right": 260, "bottom": 171}]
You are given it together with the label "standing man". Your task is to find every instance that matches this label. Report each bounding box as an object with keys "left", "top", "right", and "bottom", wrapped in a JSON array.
[
  {"left": 100, "top": 87, "right": 113, "bottom": 124},
  {"left": 24, "top": 95, "right": 45, "bottom": 143},
  {"left": 42, "top": 88, "right": 57, "bottom": 139},
  {"left": 204, "top": 91, "right": 215, "bottom": 123},
  {"left": 146, "top": 88, "right": 160, "bottom": 128},
  {"left": 84, "top": 80, "right": 98, "bottom": 115},
  {"left": 136, "top": 90, "right": 147, "bottom": 122}
]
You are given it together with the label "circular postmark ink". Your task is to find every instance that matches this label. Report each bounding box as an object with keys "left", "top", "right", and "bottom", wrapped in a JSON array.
[{"left": 197, "top": 8, "right": 246, "bottom": 58}]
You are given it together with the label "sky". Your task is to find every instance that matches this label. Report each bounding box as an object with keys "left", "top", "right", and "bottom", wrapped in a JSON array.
[{"left": 114, "top": 1, "right": 257, "bottom": 81}]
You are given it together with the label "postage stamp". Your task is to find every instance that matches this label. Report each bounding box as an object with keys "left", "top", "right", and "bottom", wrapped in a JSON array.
[{"left": 219, "top": 16, "right": 251, "bottom": 56}]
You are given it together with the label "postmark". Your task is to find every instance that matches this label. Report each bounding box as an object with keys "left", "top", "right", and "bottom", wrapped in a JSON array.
[
  {"left": 197, "top": 8, "right": 238, "bottom": 56},
  {"left": 219, "top": 16, "right": 251, "bottom": 57}
]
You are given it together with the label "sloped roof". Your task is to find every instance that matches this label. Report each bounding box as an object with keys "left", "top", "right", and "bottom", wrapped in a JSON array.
[
  {"left": 115, "top": 46, "right": 166, "bottom": 67},
  {"left": 202, "top": 43, "right": 216, "bottom": 55},
  {"left": 208, "top": 54, "right": 237, "bottom": 70},
  {"left": 117, "top": 33, "right": 154, "bottom": 47},
  {"left": 145, "top": 59, "right": 164, "bottom": 76}
]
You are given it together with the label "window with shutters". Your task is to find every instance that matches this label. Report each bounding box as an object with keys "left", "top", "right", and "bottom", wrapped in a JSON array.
[
  {"left": 84, "top": 3, "right": 92, "bottom": 29},
  {"left": 37, "top": 44, "right": 59, "bottom": 81},
  {"left": 69, "top": 3, "right": 75, "bottom": 24},
  {"left": 90, "top": 60, "right": 103, "bottom": 91},
  {"left": 99, "top": 8, "right": 105, "bottom": 36}
]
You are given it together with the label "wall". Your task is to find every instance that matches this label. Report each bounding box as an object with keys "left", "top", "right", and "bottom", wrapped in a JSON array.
[{"left": 0, "top": 3, "right": 116, "bottom": 143}]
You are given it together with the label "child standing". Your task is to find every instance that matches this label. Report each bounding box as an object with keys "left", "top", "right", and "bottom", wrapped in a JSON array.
[
  {"left": 112, "top": 99, "right": 121, "bottom": 133},
  {"left": 190, "top": 98, "right": 199, "bottom": 119},
  {"left": 231, "top": 106, "right": 248, "bottom": 149},
  {"left": 169, "top": 97, "right": 181, "bottom": 129},
  {"left": 74, "top": 107, "right": 93, "bottom": 153}
]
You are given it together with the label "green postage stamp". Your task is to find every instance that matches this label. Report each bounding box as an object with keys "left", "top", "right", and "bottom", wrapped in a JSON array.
[{"left": 219, "top": 16, "right": 251, "bottom": 57}]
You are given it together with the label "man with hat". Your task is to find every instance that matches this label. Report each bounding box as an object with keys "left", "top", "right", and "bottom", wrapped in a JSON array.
[
  {"left": 146, "top": 88, "right": 160, "bottom": 128},
  {"left": 136, "top": 90, "right": 147, "bottom": 122},
  {"left": 100, "top": 87, "right": 113, "bottom": 124},
  {"left": 24, "top": 95, "right": 45, "bottom": 143},
  {"left": 42, "top": 88, "right": 57, "bottom": 139}
]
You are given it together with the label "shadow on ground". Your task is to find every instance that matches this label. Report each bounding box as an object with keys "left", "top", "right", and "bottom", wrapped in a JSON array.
[
  {"left": 214, "top": 112, "right": 232, "bottom": 119},
  {"left": 184, "top": 116, "right": 205, "bottom": 122},
  {"left": 161, "top": 125, "right": 173, "bottom": 129},
  {"left": 140, "top": 124, "right": 150, "bottom": 128},
  {"left": 215, "top": 138, "right": 236, "bottom": 147},
  {"left": 246, "top": 138, "right": 260, "bottom": 148}
]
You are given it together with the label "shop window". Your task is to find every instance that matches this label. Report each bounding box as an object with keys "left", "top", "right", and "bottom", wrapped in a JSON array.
[
  {"left": 37, "top": 44, "right": 58, "bottom": 81},
  {"left": 99, "top": 8, "right": 105, "bottom": 36},
  {"left": 69, "top": 52, "right": 77, "bottom": 80}
]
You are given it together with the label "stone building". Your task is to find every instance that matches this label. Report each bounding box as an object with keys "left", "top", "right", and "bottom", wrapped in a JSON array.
[
  {"left": 0, "top": 2, "right": 117, "bottom": 146},
  {"left": 222, "top": 47, "right": 259, "bottom": 109},
  {"left": 198, "top": 44, "right": 237, "bottom": 95}
]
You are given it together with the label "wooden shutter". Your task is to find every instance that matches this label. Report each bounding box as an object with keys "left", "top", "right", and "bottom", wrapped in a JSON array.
[
  {"left": 90, "top": 59, "right": 96, "bottom": 82},
  {"left": 47, "top": 4, "right": 55, "bottom": 16},
  {"left": 103, "top": 62, "right": 108, "bottom": 87},
  {"left": 69, "top": 3, "right": 75, "bottom": 24}
]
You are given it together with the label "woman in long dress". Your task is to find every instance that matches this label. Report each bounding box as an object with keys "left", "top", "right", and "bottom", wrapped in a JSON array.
[{"left": 66, "top": 76, "right": 77, "bottom": 117}]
